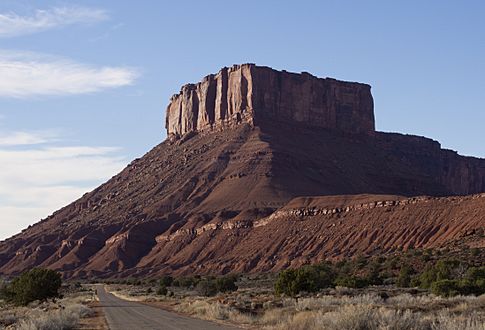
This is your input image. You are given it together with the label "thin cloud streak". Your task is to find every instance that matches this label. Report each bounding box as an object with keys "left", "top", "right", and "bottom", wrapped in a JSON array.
[
  {"left": 0, "top": 130, "right": 127, "bottom": 240},
  {"left": 0, "top": 51, "right": 139, "bottom": 98},
  {"left": 0, "top": 130, "right": 58, "bottom": 146},
  {"left": 0, "top": 6, "right": 109, "bottom": 37}
]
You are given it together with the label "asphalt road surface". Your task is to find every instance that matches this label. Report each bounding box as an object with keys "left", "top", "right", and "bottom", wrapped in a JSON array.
[{"left": 96, "top": 285, "right": 238, "bottom": 330}]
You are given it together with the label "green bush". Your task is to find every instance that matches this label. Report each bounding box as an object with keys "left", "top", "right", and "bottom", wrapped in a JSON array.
[
  {"left": 365, "top": 261, "right": 383, "bottom": 285},
  {"left": 396, "top": 265, "right": 413, "bottom": 287},
  {"left": 173, "top": 276, "right": 199, "bottom": 288},
  {"left": 466, "top": 266, "right": 485, "bottom": 282},
  {"left": 156, "top": 285, "right": 168, "bottom": 296},
  {"left": 196, "top": 279, "right": 218, "bottom": 296},
  {"left": 5, "top": 268, "right": 62, "bottom": 306},
  {"left": 192, "top": 275, "right": 238, "bottom": 296},
  {"left": 159, "top": 275, "right": 173, "bottom": 287},
  {"left": 465, "top": 267, "right": 485, "bottom": 295},
  {"left": 215, "top": 275, "right": 238, "bottom": 293},
  {"left": 334, "top": 275, "right": 369, "bottom": 289},
  {"left": 274, "top": 269, "right": 299, "bottom": 297},
  {"left": 353, "top": 255, "right": 368, "bottom": 270},
  {"left": 431, "top": 280, "right": 461, "bottom": 297},
  {"left": 385, "top": 256, "right": 400, "bottom": 270},
  {"left": 427, "top": 265, "right": 484, "bottom": 297},
  {"left": 275, "top": 263, "right": 336, "bottom": 297},
  {"left": 417, "top": 259, "right": 463, "bottom": 289},
  {"left": 0, "top": 279, "right": 9, "bottom": 300}
]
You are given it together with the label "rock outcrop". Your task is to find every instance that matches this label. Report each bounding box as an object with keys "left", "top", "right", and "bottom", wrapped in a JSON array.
[
  {"left": 165, "top": 64, "right": 374, "bottom": 138},
  {"left": 0, "top": 64, "right": 484, "bottom": 279}
]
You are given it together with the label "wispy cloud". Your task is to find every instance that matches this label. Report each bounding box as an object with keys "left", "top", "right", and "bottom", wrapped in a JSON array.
[
  {"left": 0, "top": 6, "right": 109, "bottom": 38},
  {"left": 0, "top": 51, "right": 139, "bottom": 98},
  {"left": 0, "top": 130, "right": 127, "bottom": 240},
  {"left": 0, "top": 130, "right": 58, "bottom": 146}
]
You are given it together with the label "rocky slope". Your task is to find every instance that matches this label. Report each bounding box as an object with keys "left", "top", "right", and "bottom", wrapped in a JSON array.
[{"left": 1, "top": 64, "right": 484, "bottom": 278}]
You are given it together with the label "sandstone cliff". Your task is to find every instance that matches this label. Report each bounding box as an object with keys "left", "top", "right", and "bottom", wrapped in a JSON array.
[
  {"left": 0, "top": 64, "right": 484, "bottom": 279},
  {"left": 165, "top": 64, "right": 374, "bottom": 138}
]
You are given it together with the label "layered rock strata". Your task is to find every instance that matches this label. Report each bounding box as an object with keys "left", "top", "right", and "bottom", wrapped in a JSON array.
[
  {"left": 165, "top": 64, "right": 374, "bottom": 138},
  {"left": 1, "top": 65, "right": 485, "bottom": 279}
]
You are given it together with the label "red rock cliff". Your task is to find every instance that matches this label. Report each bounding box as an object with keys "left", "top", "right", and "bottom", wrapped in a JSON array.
[{"left": 165, "top": 64, "right": 375, "bottom": 138}]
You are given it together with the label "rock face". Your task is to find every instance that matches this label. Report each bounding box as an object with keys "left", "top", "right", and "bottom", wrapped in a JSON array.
[
  {"left": 0, "top": 64, "right": 484, "bottom": 279},
  {"left": 165, "top": 64, "right": 374, "bottom": 138}
]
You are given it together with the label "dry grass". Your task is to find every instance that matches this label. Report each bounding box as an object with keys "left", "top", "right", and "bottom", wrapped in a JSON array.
[
  {"left": 16, "top": 304, "right": 93, "bottom": 330},
  {"left": 174, "top": 299, "right": 255, "bottom": 325},
  {"left": 0, "top": 289, "right": 96, "bottom": 330},
  {"left": 103, "top": 283, "right": 485, "bottom": 330},
  {"left": 168, "top": 293, "right": 485, "bottom": 330},
  {"left": 259, "top": 304, "right": 485, "bottom": 330}
]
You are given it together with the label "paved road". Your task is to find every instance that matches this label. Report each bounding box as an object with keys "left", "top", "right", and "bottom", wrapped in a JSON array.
[{"left": 96, "top": 286, "right": 238, "bottom": 330}]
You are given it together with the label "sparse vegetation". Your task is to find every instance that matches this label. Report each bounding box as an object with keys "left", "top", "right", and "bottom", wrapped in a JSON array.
[
  {"left": 157, "top": 285, "right": 168, "bottom": 296},
  {"left": 0, "top": 284, "right": 96, "bottom": 329},
  {"left": 273, "top": 253, "right": 485, "bottom": 298},
  {"left": 101, "top": 249, "right": 484, "bottom": 329},
  {"left": 160, "top": 275, "right": 174, "bottom": 287},
  {"left": 2, "top": 268, "right": 62, "bottom": 306},
  {"left": 172, "top": 292, "right": 485, "bottom": 330},
  {"left": 16, "top": 303, "right": 93, "bottom": 330},
  {"left": 275, "top": 263, "right": 335, "bottom": 297},
  {"left": 172, "top": 276, "right": 200, "bottom": 288},
  {"left": 196, "top": 275, "right": 239, "bottom": 296},
  {"left": 396, "top": 264, "right": 413, "bottom": 288}
]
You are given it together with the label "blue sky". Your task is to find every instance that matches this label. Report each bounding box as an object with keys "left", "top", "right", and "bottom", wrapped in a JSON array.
[{"left": 0, "top": 1, "right": 484, "bottom": 239}]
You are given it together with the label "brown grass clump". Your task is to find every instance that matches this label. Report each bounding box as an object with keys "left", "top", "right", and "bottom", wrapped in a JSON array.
[
  {"left": 16, "top": 304, "right": 93, "bottom": 330},
  {"left": 0, "top": 290, "right": 95, "bottom": 330}
]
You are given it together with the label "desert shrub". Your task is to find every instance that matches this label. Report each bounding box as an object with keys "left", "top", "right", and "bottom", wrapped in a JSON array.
[
  {"left": 416, "top": 260, "right": 459, "bottom": 289},
  {"left": 414, "top": 260, "right": 484, "bottom": 296},
  {"left": 421, "top": 253, "right": 432, "bottom": 262},
  {"left": 275, "top": 269, "right": 299, "bottom": 297},
  {"left": 457, "top": 267, "right": 484, "bottom": 296},
  {"left": 353, "top": 255, "right": 368, "bottom": 269},
  {"left": 334, "top": 275, "right": 369, "bottom": 289},
  {"left": 157, "top": 285, "right": 168, "bottom": 296},
  {"left": 215, "top": 275, "right": 238, "bottom": 293},
  {"left": 159, "top": 275, "right": 173, "bottom": 287},
  {"left": 430, "top": 277, "right": 484, "bottom": 297},
  {"left": 385, "top": 256, "right": 400, "bottom": 270},
  {"left": 434, "top": 259, "right": 461, "bottom": 279},
  {"left": 396, "top": 264, "right": 413, "bottom": 287},
  {"left": 275, "top": 264, "right": 336, "bottom": 297},
  {"left": 192, "top": 275, "right": 238, "bottom": 296},
  {"left": 173, "top": 276, "right": 200, "bottom": 288},
  {"left": 431, "top": 280, "right": 461, "bottom": 297},
  {"left": 466, "top": 266, "right": 485, "bottom": 283},
  {"left": 365, "top": 262, "right": 383, "bottom": 285},
  {"left": 335, "top": 260, "right": 353, "bottom": 275},
  {"left": 196, "top": 279, "right": 218, "bottom": 297},
  {"left": 0, "top": 279, "right": 9, "bottom": 300},
  {"left": 5, "top": 268, "right": 62, "bottom": 306}
]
